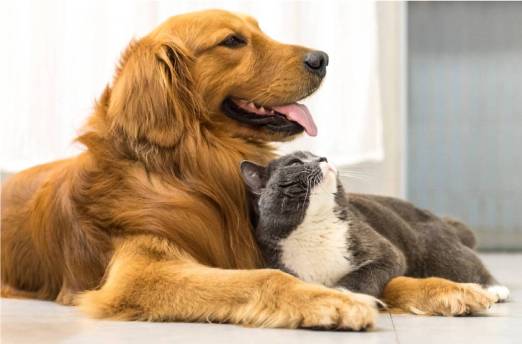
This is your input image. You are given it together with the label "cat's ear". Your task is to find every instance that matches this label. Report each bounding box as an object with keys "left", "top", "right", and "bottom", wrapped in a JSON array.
[{"left": 240, "top": 161, "right": 266, "bottom": 195}]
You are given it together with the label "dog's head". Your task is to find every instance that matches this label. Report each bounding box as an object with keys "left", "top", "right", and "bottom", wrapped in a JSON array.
[{"left": 108, "top": 9, "right": 328, "bottom": 146}]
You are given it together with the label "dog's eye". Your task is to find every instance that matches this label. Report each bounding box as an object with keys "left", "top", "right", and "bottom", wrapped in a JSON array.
[{"left": 219, "top": 34, "right": 246, "bottom": 48}]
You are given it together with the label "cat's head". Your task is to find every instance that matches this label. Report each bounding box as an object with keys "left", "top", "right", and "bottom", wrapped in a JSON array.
[{"left": 241, "top": 151, "right": 344, "bottom": 236}]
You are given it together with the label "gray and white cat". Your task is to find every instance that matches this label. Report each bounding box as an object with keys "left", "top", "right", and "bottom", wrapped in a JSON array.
[{"left": 241, "top": 151, "right": 509, "bottom": 301}]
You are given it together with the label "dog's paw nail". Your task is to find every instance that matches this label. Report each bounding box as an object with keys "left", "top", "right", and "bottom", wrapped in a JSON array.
[{"left": 375, "top": 300, "right": 387, "bottom": 310}]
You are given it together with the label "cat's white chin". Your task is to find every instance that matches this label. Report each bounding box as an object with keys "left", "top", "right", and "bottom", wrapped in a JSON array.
[{"left": 318, "top": 161, "right": 338, "bottom": 194}]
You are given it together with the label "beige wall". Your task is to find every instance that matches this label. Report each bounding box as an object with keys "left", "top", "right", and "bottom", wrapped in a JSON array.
[
  {"left": 340, "top": 2, "right": 406, "bottom": 198},
  {"left": 2, "top": 3, "right": 407, "bottom": 198}
]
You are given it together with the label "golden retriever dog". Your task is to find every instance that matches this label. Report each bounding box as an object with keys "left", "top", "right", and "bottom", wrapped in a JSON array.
[{"left": 1, "top": 10, "right": 495, "bottom": 329}]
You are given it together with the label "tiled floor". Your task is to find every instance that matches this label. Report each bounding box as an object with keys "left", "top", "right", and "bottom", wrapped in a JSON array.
[{"left": 1, "top": 254, "right": 521, "bottom": 344}]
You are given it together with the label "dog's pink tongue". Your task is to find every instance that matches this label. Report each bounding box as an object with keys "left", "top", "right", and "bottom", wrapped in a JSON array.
[{"left": 272, "top": 103, "right": 317, "bottom": 136}]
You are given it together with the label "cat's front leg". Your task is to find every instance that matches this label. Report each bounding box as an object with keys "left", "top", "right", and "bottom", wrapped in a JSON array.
[
  {"left": 336, "top": 255, "right": 406, "bottom": 298},
  {"left": 336, "top": 234, "right": 407, "bottom": 298}
]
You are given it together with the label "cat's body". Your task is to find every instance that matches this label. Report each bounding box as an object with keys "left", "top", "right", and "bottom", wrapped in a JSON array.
[{"left": 241, "top": 151, "right": 510, "bottom": 300}]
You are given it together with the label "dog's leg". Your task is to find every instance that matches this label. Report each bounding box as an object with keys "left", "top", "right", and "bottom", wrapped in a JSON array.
[
  {"left": 381, "top": 276, "right": 497, "bottom": 316},
  {"left": 1, "top": 285, "right": 40, "bottom": 299},
  {"left": 55, "top": 279, "right": 77, "bottom": 306},
  {"left": 77, "top": 235, "right": 379, "bottom": 330}
]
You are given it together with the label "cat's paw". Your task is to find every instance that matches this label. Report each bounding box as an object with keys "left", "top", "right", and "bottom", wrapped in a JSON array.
[{"left": 486, "top": 285, "right": 510, "bottom": 302}]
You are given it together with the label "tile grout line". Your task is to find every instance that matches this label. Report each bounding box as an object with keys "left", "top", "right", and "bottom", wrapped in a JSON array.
[{"left": 388, "top": 311, "right": 401, "bottom": 344}]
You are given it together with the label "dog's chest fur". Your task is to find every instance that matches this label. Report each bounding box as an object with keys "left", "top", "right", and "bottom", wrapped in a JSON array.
[{"left": 278, "top": 190, "right": 353, "bottom": 287}]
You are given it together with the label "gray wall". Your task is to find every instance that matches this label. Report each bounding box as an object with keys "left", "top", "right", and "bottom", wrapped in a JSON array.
[{"left": 408, "top": 2, "right": 522, "bottom": 250}]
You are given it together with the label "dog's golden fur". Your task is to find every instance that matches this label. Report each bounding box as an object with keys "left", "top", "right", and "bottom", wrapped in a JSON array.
[
  {"left": 382, "top": 277, "right": 496, "bottom": 316},
  {"left": 1, "top": 10, "right": 494, "bottom": 329}
]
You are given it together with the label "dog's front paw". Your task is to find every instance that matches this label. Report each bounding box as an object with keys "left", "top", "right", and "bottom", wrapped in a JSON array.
[
  {"left": 335, "top": 286, "right": 387, "bottom": 310},
  {"left": 300, "top": 288, "right": 378, "bottom": 331},
  {"left": 382, "top": 277, "right": 497, "bottom": 316},
  {"left": 486, "top": 285, "right": 510, "bottom": 302},
  {"left": 423, "top": 282, "right": 496, "bottom": 316},
  {"left": 277, "top": 283, "right": 378, "bottom": 331}
]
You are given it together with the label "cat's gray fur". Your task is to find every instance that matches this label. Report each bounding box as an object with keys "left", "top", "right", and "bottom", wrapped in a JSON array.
[{"left": 241, "top": 151, "right": 509, "bottom": 300}]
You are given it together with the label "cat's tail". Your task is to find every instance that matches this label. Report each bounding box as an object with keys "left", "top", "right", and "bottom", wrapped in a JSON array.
[{"left": 443, "top": 217, "right": 477, "bottom": 249}]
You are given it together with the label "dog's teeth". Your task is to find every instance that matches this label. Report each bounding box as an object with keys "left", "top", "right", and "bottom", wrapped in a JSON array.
[
  {"left": 259, "top": 106, "right": 265, "bottom": 112},
  {"left": 248, "top": 102, "right": 255, "bottom": 109}
]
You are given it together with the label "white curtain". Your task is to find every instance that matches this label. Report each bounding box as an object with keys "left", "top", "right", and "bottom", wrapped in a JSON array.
[{"left": 0, "top": 0, "right": 382, "bottom": 172}]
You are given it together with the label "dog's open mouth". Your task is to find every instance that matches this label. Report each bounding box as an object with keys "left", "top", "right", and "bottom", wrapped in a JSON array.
[{"left": 222, "top": 98, "right": 317, "bottom": 136}]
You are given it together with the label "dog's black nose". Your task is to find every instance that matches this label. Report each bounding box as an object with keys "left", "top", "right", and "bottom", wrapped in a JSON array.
[
  {"left": 304, "top": 51, "right": 329, "bottom": 76},
  {"left": 318, "top": 157, "right": 328, "bottom": 163}
]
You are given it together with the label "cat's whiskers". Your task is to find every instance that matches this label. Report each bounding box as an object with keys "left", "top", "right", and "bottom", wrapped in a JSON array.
[
  {"left": 337, "top": 167, "right": 371, "bottom": 179},
  {"left": 298, "top": 172, "right": 314, "bottom": 213},
  {"left": 337, "top": 170, "right": 371, "bottom": 182}
]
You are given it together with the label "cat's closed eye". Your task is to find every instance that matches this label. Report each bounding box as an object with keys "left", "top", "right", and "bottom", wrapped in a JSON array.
[{"left": 287, "top": 159, "right": 303, "bottom": 166}]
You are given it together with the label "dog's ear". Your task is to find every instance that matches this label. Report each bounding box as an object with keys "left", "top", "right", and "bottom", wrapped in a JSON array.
[
  {"left": 108, "top": 37, "right": 203, "bottom": 146},
  {"left": 240, "top": 161, "right": 266, "bottom": 195}
]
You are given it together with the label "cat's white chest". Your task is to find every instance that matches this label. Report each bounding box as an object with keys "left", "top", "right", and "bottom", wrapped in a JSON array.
[{"left": 278, "top": 191, "right": 353, "bottom": 287}]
